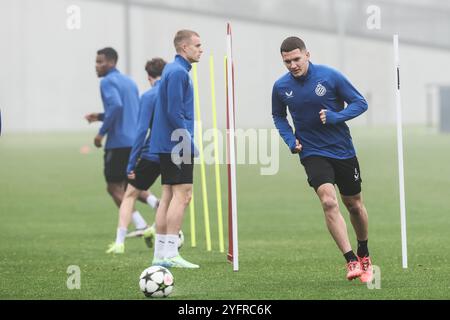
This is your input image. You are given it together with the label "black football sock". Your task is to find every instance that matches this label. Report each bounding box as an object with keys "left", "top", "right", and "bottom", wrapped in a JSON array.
[
  {"left": 344, "top": 250, "right": 358, "bottom": 263},
  {"left": 357, "top": 239, "right": 369, "bottom": 258}
]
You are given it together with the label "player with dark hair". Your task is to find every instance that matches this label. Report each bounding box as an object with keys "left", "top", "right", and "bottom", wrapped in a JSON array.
[
  {"left": 272, "top": 36, "right": 373, "bottom": 282},
  {"left": 106, "top": 58, "right": 168, "bottom": 254},
  {"left": 85, "top": 47, "right": 159, "bottom": 239}
]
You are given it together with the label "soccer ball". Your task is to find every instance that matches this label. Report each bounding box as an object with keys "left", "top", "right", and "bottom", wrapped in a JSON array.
[
  {"left": 139, "top": 266, "right": 174, "bottom": 298},
  {"left": 178, "top": 230, "right": 184, "bottom": 249}
]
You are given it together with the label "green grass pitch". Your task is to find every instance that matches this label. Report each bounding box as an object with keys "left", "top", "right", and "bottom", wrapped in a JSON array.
[{"left": 1, "top": 127, "right": 450, "bottom": 299}]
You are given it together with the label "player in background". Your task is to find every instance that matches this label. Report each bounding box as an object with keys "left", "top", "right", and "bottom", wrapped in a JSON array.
[
  {"left": 106, "top": 58, "right": 166, "bottom": 254},
  {"left": 85, "top": 48, "right": 159, "bottom": 237}
]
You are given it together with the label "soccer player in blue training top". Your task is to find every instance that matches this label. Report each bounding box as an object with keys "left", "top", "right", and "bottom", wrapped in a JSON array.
[
  {"left": 148, "top": 30, "right": 203, "bottom": 269},
  {"left": 106, "top": 58, "right": 166, "bottom": 254},
  {"left": 85, "top": 48, "right": 159, "bottom": 235},
  {"left": 272, "top": 37, "right": 373, "bottom": 283}
]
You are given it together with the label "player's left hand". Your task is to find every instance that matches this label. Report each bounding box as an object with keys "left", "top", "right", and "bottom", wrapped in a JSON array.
[
  {"left": 94, "top": 134, "right": 103, "bottom": 148},
  {"left": 319, "top": 109, "right": 328, "bottom": 124},
  {"left": 85, "top": 113, "right": 100, "bottom": 123},
  {"left": 127, "top": 171, "right": 136, "bottom": 180}
]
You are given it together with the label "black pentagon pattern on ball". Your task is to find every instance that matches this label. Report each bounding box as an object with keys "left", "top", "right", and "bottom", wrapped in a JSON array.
[{"left": 143, "top": 273, "right": 153, "bottom": 282}]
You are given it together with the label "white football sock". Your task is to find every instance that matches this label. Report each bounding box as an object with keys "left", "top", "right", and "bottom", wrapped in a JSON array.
[
  {"left": 146, "top": 194, "right": 159, "bottom": 209},
  {"left": 165, "top": 234, "right": 179, "bottom": 259},
  {"left": 154, "top": 234, "right": 166, "bottom": 260},
  {"left": 115, "top": 227, "right": 127, "bottom": 245},
  {"left": 132, "top": 211, "right": 147, "bottom": 230}
]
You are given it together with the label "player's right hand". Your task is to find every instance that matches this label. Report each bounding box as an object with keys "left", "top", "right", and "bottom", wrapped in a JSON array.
[
  {"left": 127, "top": 171, "right": 136, "bottom": 180},
  {"left": 292, "top": 139, "right": 302, "bottom": 153},
  {"left": 319, "top": 109, "right": 328, "bottom": 124},
  {"left": 94, "top": 134, "right": 103, "bottom": 148}
]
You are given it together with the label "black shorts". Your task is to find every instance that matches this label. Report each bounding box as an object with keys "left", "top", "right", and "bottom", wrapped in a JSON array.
[
  {"left": 104, "top": 147, "right": 131, "bottom": 183},
  {"left": 159, "top": 153, "right": 194, "bottom": 185},
  {"left": 301, "top": 156, "right": 362, "bottom": 196},
  {"left": 127, "top": 158, "right": 160, "bottom": 191}
]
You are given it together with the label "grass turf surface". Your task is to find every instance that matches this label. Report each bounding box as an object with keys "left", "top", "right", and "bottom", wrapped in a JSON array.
[{"left": 1, "top": 127, "right": 450, "bottom": 299}]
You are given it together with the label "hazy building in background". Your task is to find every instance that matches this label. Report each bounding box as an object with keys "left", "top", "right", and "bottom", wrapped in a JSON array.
[{"left": 1, "top": 0, "right": 450, "bottom": 132}]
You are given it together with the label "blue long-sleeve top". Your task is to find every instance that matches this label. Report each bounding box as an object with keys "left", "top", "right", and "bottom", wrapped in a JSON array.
[
  {"left": 98, "top": 68, "right": 140, "bottom": 149},
  {"left": 126, "top": 81, "right": 160, "bottom": 174},
  {"left": 149, "top": 55, "right": 196, "bottom": 155},
  {"left": 272, "top": 62, "right": 368, "bottom": 160}
]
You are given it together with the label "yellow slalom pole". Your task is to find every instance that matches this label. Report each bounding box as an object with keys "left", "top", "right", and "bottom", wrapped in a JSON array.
[
  {"left": 192, "top": 63, "right": 212, "bottom": 251},
  {"left": 189, "top": 190, "right": 196, "bottom": 247},
  {"left": 209, "top": 56, "right": 224, "bottom": 253}
]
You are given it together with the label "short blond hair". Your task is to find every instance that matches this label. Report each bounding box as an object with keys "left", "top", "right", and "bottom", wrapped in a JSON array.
[{"left": 174, "top": 30, "right": 200, "bottom": 53}]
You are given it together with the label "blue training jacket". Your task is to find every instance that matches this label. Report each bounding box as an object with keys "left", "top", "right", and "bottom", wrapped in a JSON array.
[
  {"left": 127, "top": 81, "right": 161, "bottom": 174},
  {"left": 149, "top": 55, "right": 196, "bottom": 155},
  {"left": 98, "top": 68, "right": 140, "bottom": 149},
  {"left": 272, "top": 62, "right": 368, "bottom": 160}
]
